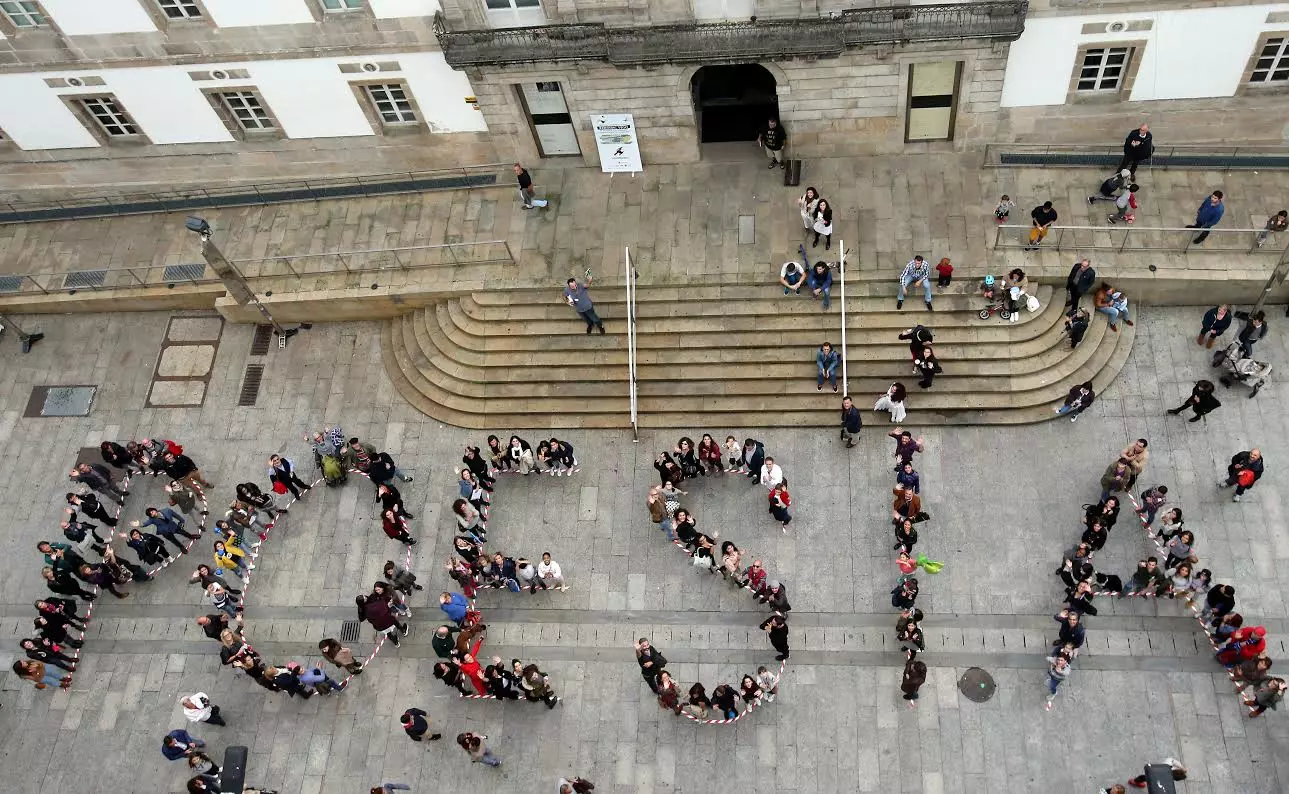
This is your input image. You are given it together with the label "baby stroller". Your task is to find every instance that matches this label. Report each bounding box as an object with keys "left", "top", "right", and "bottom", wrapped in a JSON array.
[
  {"left": 977, "top": 275, "right": 1012, "bottom": 321},
  {"left": 1211, "top": 341, "right": 1271, "bottom": 397}
]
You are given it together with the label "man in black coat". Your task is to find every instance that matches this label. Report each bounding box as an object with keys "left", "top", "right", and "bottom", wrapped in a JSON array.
[
  {"left": 840, "top": 396, "right": 862, "bottom": 448},
  {"left": 1220, "top": 448, "right": 1264, "bottom": 501},
  {"left": 635, "top": 638, "right": 666, "bottom": 692},
  {"left": 760, "top": 612, "right": 791, "bottom": 660},
  {"left": 1065, "top": 259, "right": 1096, "bottom": 313},
  {"left": 1117, "top": 123, "right": 1153, "bottom": 176},
  {"left": 400, "top": 707, "right": 442, "bottom": 742},
  {"left": 741, "top": 439, "right": 765, "bottom": 482}
]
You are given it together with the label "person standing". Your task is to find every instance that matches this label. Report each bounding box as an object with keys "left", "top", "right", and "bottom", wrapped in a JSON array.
[
  {"left": 759, "top": 456, "right": 784, "bottom": 490},
  {"left": 757, "top": 117, "right": 787, "bottom": 169},
  {"left": 1064, "top": 259, "right": 1096, "bottom": 313},
  {"left": 760, "top": 612, "right": 790, "bottom": 661},
  {"left": 1245, "top": 677, "right": 1286, "bottom": 717},
  {"left": 900, "top": 649, "right": 926, "bottom": 708},
  {"left": 1117, "top": 123, "right": 1153, "bottom": 176},
  {"left": 1025, "top": 201, "right": 1058, "bottom": 250},
  {"left": 563, "top": 275, "right": 605, "bottom": 335},
  {"left": 161, "top": 729, "right": 206, "bottom": 762},
  {"left": 896, "top": 255, "right": 933, "bottom": 311},
  {"left": 811, "top": 200, "right": 834, "bottom": 251},
  {"left": 1167, "top": 379, "right": 1220, "bottom": 421},
  {"left": 1219, "top": 448, "right": 1264, "bottom": 502},
  {"left": 457, "top": 732, "right": 501, "bottom": 767},
  {"left": 1106, "top": 182, "right": 1139, "bottom": 224},
  {"left": 797, "top": 187, "right": 821, "bottom": 233},
  {"left": 768, "top": 479, "right": 792, "bottom": 531},
  {"left": 1186, "top": 190, "right": 1225, "bottom": 244},
  {"left": 741, "top": 438, "right": 766, "bottom": 481},
  {"left": 513, "top": 163, "right": 548, "bottom": 209},
  {"left": 1136, "top": 484, "right": 1168, "bottom": 526},
  {"left": 1234, "top": 310, "right": 1268, "bottom": 357},
  {"left": 1044, "top": 652, "right": 1072, "bottom": 710},
  {"left": 647, "top": 486, "right": 675, "bottom": 540},
  {"left": 816, "top": 341, "right": 840, "bottom": 392},
  {"left": 1197, "top": 304, "right": 1233, "bottom": 348},
  {"left": 181, "top": 693, "right": 226, "bottom": 726},
  {"left": 162, "top": 451, "right": 213, "bottom": 490},
  {"left": 840, "top": 396, "right": 861, "bottom": 448},
  {"left": 400, "top": 708, "right": 442, "bottom": 742},
  {"left": 635, "top": 638, "right": 666, "bottom": 692},
  {"left": 914, "top": 346, "right": 942, "bottom": 389},
  {"left": 359, "top": 593, "right": 408, "bottom": 646},
  {"left": 267, "top": 455, "right": 311, "bottom": 499},
  {"left": 1100, "top": 458, "right": 1134, "bottom": 501}
]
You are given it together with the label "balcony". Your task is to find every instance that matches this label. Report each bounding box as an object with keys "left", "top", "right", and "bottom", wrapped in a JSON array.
[{"left": 434, "top": 3, "right": 1028, "bottom": 68}]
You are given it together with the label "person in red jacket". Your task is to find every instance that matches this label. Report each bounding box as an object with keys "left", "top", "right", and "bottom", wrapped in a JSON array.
[
  {"left": 1216, "top": 626, "right": 1266, "bottom": 666},
  {"left": 458, "top": 636, "right": 487, "bottom": 695}
]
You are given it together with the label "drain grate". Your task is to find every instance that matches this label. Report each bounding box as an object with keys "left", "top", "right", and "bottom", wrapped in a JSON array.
[
  {"left": 249, "top": 325, "right": 272, "bottom": 356},
  {"left": 163, "top": 263, "right": 207, "bottom": 284},
  {"left": 0, "top": 275, "right": 23, "bottom": 293},
  {"left": 237, "top": 363, "right": 264, "bottom": 406},
  {"left": 339, "top": 620, "right": 361, "bottom": 643},
  {"left": 63, "top": 269, "right": 107, "bottom": 290}
]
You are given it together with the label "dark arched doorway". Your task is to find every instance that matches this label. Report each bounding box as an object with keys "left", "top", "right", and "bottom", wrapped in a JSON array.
[{"left": 691, "top": 64, "right": 778, "bottom": 144}]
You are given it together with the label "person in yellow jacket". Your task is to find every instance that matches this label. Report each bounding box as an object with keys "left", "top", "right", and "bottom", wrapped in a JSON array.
[{"left": 212, "top": 540, "right": 249, "bottom": 581}]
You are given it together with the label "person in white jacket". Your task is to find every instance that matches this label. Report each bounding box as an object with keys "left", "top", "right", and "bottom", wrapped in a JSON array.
[
  {"left": 181, "top": 692, "right": 226, "bottom": 725},
  {"left": 538, "top": 552, "right": 567, "bottom": 591},
  {"left": 759, "top": 457, "right": 784, "bottom": 490}
]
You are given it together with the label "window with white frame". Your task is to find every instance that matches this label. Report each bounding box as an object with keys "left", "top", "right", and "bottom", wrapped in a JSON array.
[
  {"left": 484, "top": 0, "right": 541, "bottom": 9},
  {"left": 217, "top": 91, "right": 275, "bottom": 130},
  {"left": 156, "top": 0, "right": 202, "bottom": 19},
  {"left": 0, "top": 1, "right": 47, "bottom": 27},
  {"left": 1251, "top": 36, "right": 1289, "bottom": 83},
  {"left": 1075, "top": 46, "right": 1132, "bottom": 92},
  {"left": 320, "top": 0, "right": 364, "bottom": 11},
  {"left": 78, "top": 97, "right": 140, "bottom": 138},
  {"left": 365, "top": 83, "right": 417, "bottom": 125},
  {"left": 483, "top": 0, "right": 544, "bottom": 27}
]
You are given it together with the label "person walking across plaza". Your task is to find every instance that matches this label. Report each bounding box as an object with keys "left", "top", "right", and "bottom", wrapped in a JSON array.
[
  {"left": 1117, "top": 123, "right": 1153, "bottom": 175},
  {"left": 1167, "top": 379, "right": 1220, "bottom": 421},
  {"left": 900, "top": 648, "right": 926, "bottom": 708},
  {"left": 760, "top": 612, "right": 790, "bottom": 661},
  {"left": 1234, "top": 309, "right": 1268, "bottom": 357},
  {"left": 458, "top": 732, "right": 501, "bottom": 767},
  {"left": 182, "top": 692, "right": 226, "bottom": 726},
  {"left": 400, "top": 708, "right": 442, "bottom": 742},
  {"left": 1025, "top": 200, "right": 1058, "bottom": 250},
  {"left": 757, "top": 117, "right": 787, "bottom": 169},
  {"left": 1065, "top": 258, "right": 1096, "bottom": 313},
  {"left": 897, "top": 255, "right": 933, "bottom": 311},
  {"left": 1219, "top": 448, "right": 1264, "bottom": 502},
  {"left": 1186, "top": 190, "right": 1225, "bottom": 244},
  {"left": 564, "top": 274, "right": 605, "bottom": 335},
  {"left": 1197, "top": 303, "right": 1233, "bottom": 348},
  {"left": 513, "top": 162, "right": 548, "bottom": 209},
  {"left": 816, "top": 341, "right": 840, "bottom": 392}
]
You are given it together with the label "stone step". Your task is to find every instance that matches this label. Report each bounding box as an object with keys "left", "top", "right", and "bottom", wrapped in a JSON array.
[
  {"left": 391, "top": 310, "right": 1121, "bottom": 418},
  {"left": 468, "top": 277, "right": 1008, "bottom": 304},
  {"left": 404, "top": 303, "right": 1110, "bottom": 400}
]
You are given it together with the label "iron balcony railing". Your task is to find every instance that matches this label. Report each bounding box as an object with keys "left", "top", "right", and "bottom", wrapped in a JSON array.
[{"left": 434, "top": 3, "right": 1028, "bottom": 68}]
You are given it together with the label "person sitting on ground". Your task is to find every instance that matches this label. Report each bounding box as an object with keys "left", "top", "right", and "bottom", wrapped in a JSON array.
[
  {"left": 1094, "top": 285, "right": 1133, "bottom": 332},
  {"left": 1055, "top": 381, "right": 1095, "bottom": 422},
  {"left": 1064, "top": 308, "right": 1090, "bottom": 349}
]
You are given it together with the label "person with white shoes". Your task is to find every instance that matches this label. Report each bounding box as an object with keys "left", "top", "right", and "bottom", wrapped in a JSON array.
[
  {"left": 538, "top": 552, "right": 568, "bottom": 591},
  {"left": 759, "top": 456, "right": 784, "bottom": 490}
]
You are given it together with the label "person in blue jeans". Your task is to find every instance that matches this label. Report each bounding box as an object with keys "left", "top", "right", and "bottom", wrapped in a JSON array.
[
  {"left": 815, "top": 342, "right": 840, "bottom": 392},
  {"left": 134, "top": 506, "right": 200, "bottom": 554},
  {"left": 458, "top": 732, "right": 501, "bottom": 766},
  {"left": 806, "top": 262, "right": 833, "bottom": 310},
  {"left": 1186, "top": 190, "right": 1224, "bottom": 244},
  {"left": 897, "top": 256, "right": 933, "bottom": 311}
]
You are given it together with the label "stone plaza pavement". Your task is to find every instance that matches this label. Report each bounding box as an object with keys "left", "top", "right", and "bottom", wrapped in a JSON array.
[
  {"left": 2, "top": 148, "right": 1288, "bottom": 291},
  {"left": 0, "top": 305, "right": 1287, "bottom": 793}
]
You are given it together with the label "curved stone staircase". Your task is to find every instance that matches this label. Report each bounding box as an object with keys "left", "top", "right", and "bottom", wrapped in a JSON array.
[{"left": 381, "top": 278, "right": 1135, "bottom": 429}]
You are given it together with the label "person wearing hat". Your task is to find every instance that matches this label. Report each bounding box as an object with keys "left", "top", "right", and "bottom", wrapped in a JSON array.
[{"left": 1088, "top": 169, "right": 1132, "bottom": 204}]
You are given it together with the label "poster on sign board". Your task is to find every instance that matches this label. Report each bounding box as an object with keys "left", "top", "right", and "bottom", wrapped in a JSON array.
[{"left": 591, "top": 114, "right": 643, "bottom": 174}]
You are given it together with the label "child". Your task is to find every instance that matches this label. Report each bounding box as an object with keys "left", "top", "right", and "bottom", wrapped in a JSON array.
[
  {"left": 1107, "top": 183, "right": 1139, "bottom": 224},
  {"left": 994, "top": 194, "right": 1014, "bottom": 224},
  {"left": 724, "top": 435, "right": 741, "bottom": 473},
  {"left": 979, "top": 274, "right": 1000, "bottom": 302},
  {"left": 934, "top": 257, "right": 953, "bottom": 287}
]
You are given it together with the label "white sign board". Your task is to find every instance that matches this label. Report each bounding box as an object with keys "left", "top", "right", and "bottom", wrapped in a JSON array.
[{"left": 591, "top": 114, "right": 643, "bottom": 173}]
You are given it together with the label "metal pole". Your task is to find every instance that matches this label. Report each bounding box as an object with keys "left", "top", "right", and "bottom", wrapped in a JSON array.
[
  {"left": 0, "top": 311, "right": 43, "bottom": 353},
  {"left": 625, "top": 246, "right": 638, "bottom": 441},
  {"left": 197, "top": 235, "right": 290, "bottom": 340},
  {"left": 839, "top": 239, "right": 848, "bottom": 395},
  {"left": 1250, "top": 252, "right": 1289, "bottom": 316}
]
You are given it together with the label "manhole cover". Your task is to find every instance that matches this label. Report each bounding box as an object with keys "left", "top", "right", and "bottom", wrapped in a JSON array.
[
  {"left": 957, "top": 667, "right": 996, "bottom": 702},
  {"left": 27, "top": 385, "right": 97, "bottom": 417}
]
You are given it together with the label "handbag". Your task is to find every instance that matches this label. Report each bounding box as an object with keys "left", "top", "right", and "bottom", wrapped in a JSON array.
[{"left": 1026, "top": 294, "right": 1041, "bottom": 313}]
